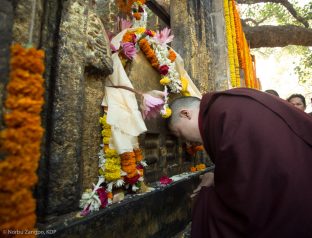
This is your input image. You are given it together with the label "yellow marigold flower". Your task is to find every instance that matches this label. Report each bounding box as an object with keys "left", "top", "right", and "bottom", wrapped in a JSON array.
[
  {"left": 162, "top": 107, "right": 172, "bottom": 118},
  {"left": 196, "top": 163, "right": 206, "bottom": 171},
  {"left": 99, "top": 116, "right": 111, "bottom": 129},
  {"left": 134, "top": 27, "right": 146, "bottom": 34},
  {"left": 105, "top": 171, "right": 121, "bottom": 181},
  {"left": 101, "top": 128, "right": 111, "bottom": 137},
  {"left": 105, "top": 148, "right": 119, "bottom": 158},
  {"left": 160, "top": 77, "right": 171, "bottom": 85},
  {"left": 180, "top": 76, "right": 188, "bottom": 92},
  {"left": 103, "top": 137, "right": 110, "bottom": 145}
]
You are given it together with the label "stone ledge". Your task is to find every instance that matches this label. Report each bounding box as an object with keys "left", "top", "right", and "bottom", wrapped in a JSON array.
[{"left": 37, "top": 167, "right": 214, "bottom": 238}]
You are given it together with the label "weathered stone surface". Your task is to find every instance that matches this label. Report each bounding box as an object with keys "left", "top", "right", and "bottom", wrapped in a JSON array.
[
  {"left": 170, "top": 0, "right": 230, "bottom": 92},
  {"left": 126, "top": 51, "right": 163, "bottom": 92},
  {"left": 36, "top": 0, "right": 63, "bottom": 222},
  {"left": 94, "top": 0, "right": 123, "bottom": 33},
  {"left": 37, "top": 169, "right": 213, "bottom": 238},
  {"left": 81, "top": 72, "right": 105, "bottom": 191},
  {"left": 85, "top": 10, "right": 113, "bottom": 74},
  {"left": 12, "top": 0, "right": 44, "bottom": 47},
  {"left": 0, "top": 0, "right": 13, "bottom": 132},
  {"left": 46, "top": 0, "right": 89, "bottom": 216}
]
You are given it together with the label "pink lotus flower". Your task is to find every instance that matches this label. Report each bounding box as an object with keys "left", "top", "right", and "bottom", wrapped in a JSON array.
[
  {"left": 121, "top": 42, "right": 137, "bottom": 60},
  {"left": 159, "top": 176, "right": 173, "bottom": 185},
  {"left": 106, "top": 86, "right": 167, "bottom": 120},
  {"left": 118, "top": 17, "right": 132, "bottom": 30},
  {"left": 159, "top": 65, "right": 169, "bottom": 75},
  {"left": 141, "top": 92, "right": 166, "bottom": 119},
  {"left": 155, "top": 27, "right": 174, "bottom": 45}
]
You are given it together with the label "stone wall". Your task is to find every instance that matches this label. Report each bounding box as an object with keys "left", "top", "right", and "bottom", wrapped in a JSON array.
[
  {"left": 170, "top": 0, "right": 230, "bottom": 93},
  {"left": 0, "top": 1, "right": 13, "bottom": 133}
]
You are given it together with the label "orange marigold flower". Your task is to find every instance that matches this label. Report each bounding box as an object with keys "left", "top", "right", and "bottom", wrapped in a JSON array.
[
  {"left": 190, "top": 167, "right": 196, "bottom": 172},
  {"left": 168, "top": 49, "right": 177, "bottom": 62},
  {"left": 107, "top": 192, "right": 113, "bottom": 199},
  {"left": 196, "top": 163, "right": 206, "bottom": 171},
  {"left": 122, "top": 32, "right": 136, "bottom": 43},
  {"left": 133, "top": 12, "right": 141, "bottom": 20},
  {"left": 126, "top": 170, "right": 138, "bottom": 178},
  {"left": 134, "top": 148, "right": 143, "bottom": 162},
  {"left": 194, "top": 145, "right": 204, "bottom": 151},
  {"left": 138, "top": 168, "right": 144, "bottom": 176}
]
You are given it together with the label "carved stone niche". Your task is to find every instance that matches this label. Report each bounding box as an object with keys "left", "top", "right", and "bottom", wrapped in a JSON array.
[{"left": 85, "top": 10, "right": 113, "bottom": 74}]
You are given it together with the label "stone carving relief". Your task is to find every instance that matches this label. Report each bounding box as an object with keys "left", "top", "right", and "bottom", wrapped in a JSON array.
[{"left": 86, "top": 10, "right": 113, "bottom": 75}]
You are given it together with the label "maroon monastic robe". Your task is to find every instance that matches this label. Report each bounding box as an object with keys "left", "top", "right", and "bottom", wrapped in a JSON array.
[{"left": 192, "top": 88, "right": 312, "bottom": 238}]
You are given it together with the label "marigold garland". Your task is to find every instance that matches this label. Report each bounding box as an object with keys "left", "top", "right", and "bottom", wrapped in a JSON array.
[
  {"left": 100, "top": 114, "right": 122, "bottom": 182},
  {"left": 0, "top": 44, "right": 45, "bottom": 234},
  {"left": 224, "top": 0, "right": 236, "bottom": 87},
  {"left": 138, "top": 38, "right": 160, "bottom": 69},
  {"left": 120, "top": 152, "right": 138, "bottom": 179},
  {"left": 224, "top": 0, "right": 259, "bottom": 89},
  {"left": 229, "top": 0, "right": 240, "bottom": 87}
]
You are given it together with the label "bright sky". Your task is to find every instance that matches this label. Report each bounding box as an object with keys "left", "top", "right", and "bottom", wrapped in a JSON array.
[{"left": 254, "top": 49, "right": 312, "bottom": 112}]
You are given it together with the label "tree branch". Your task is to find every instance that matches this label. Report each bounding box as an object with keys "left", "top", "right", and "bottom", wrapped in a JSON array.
[
  {"left": 242, "top": 16, "right": 269, "bottom": 26},
  {"left": 236, "top": 0, "right": 309, "bottom": 27},
  {"left": 244, "top": 25, "right": 312, "bottom": 48}
]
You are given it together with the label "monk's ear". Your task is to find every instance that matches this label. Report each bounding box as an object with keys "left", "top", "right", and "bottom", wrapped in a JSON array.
[{"left": 179, "top": 109, "right": 191, "bottom": 119}]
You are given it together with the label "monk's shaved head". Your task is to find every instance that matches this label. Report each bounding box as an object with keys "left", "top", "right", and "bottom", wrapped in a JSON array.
[{"left": 168, "top": 96, "right": 201, "bottom": 129}]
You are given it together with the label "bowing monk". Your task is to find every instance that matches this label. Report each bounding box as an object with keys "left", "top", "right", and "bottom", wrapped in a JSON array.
[{"left": 168, "top": 88, "right": 312, "bottom": 238}]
